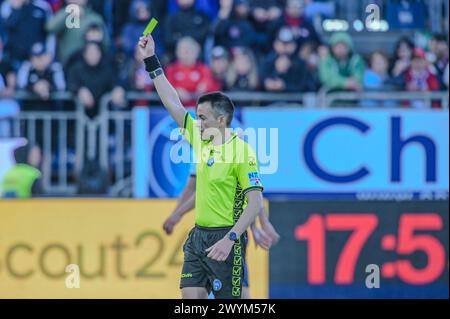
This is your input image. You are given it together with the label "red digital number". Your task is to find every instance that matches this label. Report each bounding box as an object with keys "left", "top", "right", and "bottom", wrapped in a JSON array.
[
  {"left": 295, "top": 212, "right": 446, "bottom": 286},
  {"left": 396, "top": 213, "right": 445, "bottom": 285},
  {"left": 326, "top": 214, "right": 378, "bottom": 284},
  {"left": 295, "top": 214, "right": 378, "bottom": 284},
  {"left": 294, "top": 214, "right": 325, "bottom": 284}
]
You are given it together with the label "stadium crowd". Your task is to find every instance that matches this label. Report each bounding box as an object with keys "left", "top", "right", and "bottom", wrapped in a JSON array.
[
  {"left": 0, "top": 0, "right": 448, "bottom": 114},
  {"left": 0, "top": 0, "right": 448, "bottom": 196}
]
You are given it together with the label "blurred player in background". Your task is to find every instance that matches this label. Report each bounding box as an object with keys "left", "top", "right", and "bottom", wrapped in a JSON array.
[{"left": 1, "top": 144, "right": 42, "bottom": 198}]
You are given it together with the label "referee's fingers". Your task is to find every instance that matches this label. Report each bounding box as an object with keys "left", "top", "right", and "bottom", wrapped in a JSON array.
[
  {"left": 207, "top": 246, "right": 217, "bottom": 258},
  {"left": 138, "top": 37, "right": 147, "bottom": 46},
  {"left": 211, "top": 249, "right": 225, "bottom": 261},
  {"left": 259, "top": 228, "right": 272, "bottom": 243},
  {"left": 205, "top": 244, "right": 215, "bottom": 252},
  {"left": 208, "top": 250, "right": 219, "bottom": 260}
]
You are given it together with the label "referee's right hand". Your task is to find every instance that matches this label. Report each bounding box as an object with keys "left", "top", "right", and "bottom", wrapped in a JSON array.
[{"left": 138, "top": 34, "right": 155, "bottom": 59}]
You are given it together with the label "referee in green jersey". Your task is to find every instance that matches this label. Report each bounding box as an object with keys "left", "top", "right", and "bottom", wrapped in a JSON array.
[{"left": 139, "top": 34, "right": 265, "bottom": 299}]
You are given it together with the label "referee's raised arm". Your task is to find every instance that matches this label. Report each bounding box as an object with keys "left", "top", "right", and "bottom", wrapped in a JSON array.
[{"left": 138, "top": 34, "right": 186, "bottom": 128}]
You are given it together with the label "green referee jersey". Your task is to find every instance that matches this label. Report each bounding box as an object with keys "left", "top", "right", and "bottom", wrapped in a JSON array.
[
  {"left": 182, "top": 112, "right": 263, "bottom": 227},
  {"left": 1, "top": 164, "right": 41, "bottom": 198}
]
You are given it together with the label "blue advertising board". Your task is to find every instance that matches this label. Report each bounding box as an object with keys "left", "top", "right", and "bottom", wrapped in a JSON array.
[
  {"left": 242, "top": 108, "right": 449, "bottom": 197},
  {"left": 134, "top": 108, "right": 449, "bottom": 198}
]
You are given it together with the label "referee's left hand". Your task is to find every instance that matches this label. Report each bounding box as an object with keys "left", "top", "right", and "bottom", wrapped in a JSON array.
[{"left": 206, "top": 237, "right": 234, "bottom": 262}]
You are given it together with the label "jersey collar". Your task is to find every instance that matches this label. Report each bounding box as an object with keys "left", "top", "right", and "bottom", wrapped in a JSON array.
[{"left": 209, "top": 132, "right": 238, "bottom": 148}]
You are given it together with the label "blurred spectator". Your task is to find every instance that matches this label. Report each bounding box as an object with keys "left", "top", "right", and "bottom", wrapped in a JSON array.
[
  {"left": 165, "top": 37, "right": 215, "bottom": 106},
  {"left": 298, "top": 41, "right": 321, "bottom": 92},
  {"left": 46, "top": 0, "right": 108, "bottom": 67},
  {"left": 364, "top": 50, "right": 396, "bottom": 91},
  {"left": 263, "top": 27, "right": 298, "bottom": 63},
  {"left": 249, "top": 0, "right": 283, "bottom": 52},
  {"left": 226, "top": 47, "right": 259, "bottom": 91},
  {"left": 120, "top": 0, "right": 164, "bottom": 58},
  {"left": 1, "top": 144, "right": 42, "bottom": 198},
  {"left": 168, "top": 0, "right": 219, "bottom": 20},
  {"left": 68, "top": 42, "right": 125, "bottom": 117},
  {"left": 262, "top": 54, "right": 302, "bottom": 92},
  {"left": 17, "top": 42, "right": 66, "bottom": 102},
  {"left": 214, "top": 0, "right": 256, "bottom": 50},
  {"left": 0, "top": 37, "right": 16, "bottom": 98},
  {"left": 362, "top": 50, "right": 398, "bottom": 108},
  {"left": 209, "top": 46, "right": 230, "bottom": 91},
  {"left": 261, "top": 27, "right": 314, "bottom": 92},
  {"left": 319, "top": 32, "right": 365, "bottom": 91},
  {"left": 0, "top": 0, "right": 54, "bottom": 68},
  {"left": 428, "top": 34, "right": 449, "bottom": 89},
  {"left": 260, "top": 27, "right": 297, "bottom": 91},
  {"left": 164, "top": 0, "right": 210, "bottom": 55},
  {"left": 404, "top": 48, "right": 440, "bottom": 91},
  {"left": 278, "top": 0, "right": 320, "bottom": 48},
  {"left": 249, "top": 0, "right": 283, "bottom": 53},
  {"left": 403, "top": 48, "right": 440, "bottom": 108},
  {"left": 0, "top": 36, "right": 19, "bottom": 137},
  {"left": 16, "top": 43, "right": 66, "bottom": 145},
  {"left": 89, "top": 0, "right": 133, "bottom": 39},
  {"left": 390, "top": 36, "right": 414, "bottom": 78},
  {"left": 64, "top": 22, "right": 113, "bottom": 77}
]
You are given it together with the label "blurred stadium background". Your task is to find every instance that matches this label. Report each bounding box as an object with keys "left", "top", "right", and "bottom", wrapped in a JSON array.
[{"left": 0, "top": 0, "right": 448, "bottom": 298}]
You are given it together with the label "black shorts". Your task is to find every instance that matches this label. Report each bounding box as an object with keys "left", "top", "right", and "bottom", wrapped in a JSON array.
[{"left": 180, "top": 225, "right": 247, "bottom": 299}]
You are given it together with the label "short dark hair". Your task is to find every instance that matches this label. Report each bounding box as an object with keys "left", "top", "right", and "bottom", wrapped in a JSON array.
[
  {"left": 14, "top": 145, "right": 29, "bottom": 164},
  {"left": 394, "top": 36, "right": 414, "bottom": 58},
  {"left": 197, "top": 92, "right": 235, "bottom": 126}
]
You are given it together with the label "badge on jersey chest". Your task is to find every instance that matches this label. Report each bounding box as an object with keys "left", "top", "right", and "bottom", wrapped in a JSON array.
[{"left": 207, "top": 157, "right": 215, "bottom": 167}]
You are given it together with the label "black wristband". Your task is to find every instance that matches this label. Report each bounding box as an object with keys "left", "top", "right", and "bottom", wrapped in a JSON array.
[{"left": 144, "top": 55, "right": 162, "bottom": 73}]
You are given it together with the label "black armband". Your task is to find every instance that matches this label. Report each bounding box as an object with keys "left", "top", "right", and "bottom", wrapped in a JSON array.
[{"left": 144, "top": 55, "right": 162, "bottom": 73}]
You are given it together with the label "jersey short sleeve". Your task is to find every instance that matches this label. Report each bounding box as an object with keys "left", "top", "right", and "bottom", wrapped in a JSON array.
[
  {"left": 236, "top": 143, "right": 264, "bottom": 195},
  {"left": 182, "top": 111, "right": 202, "bottom": 155}
]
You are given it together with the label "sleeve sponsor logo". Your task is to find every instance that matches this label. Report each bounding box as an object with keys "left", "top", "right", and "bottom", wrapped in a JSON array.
[{"left": 248, "top": 172, "right": 261, "bottom": 186}]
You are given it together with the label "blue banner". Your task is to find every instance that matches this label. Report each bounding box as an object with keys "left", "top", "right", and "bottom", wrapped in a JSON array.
[
  {"left": 242, "top": 108, "right": 449, "bottom": 195},
  {"left": 134, "top": 108, "right": 449, "bottom": 198}
]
